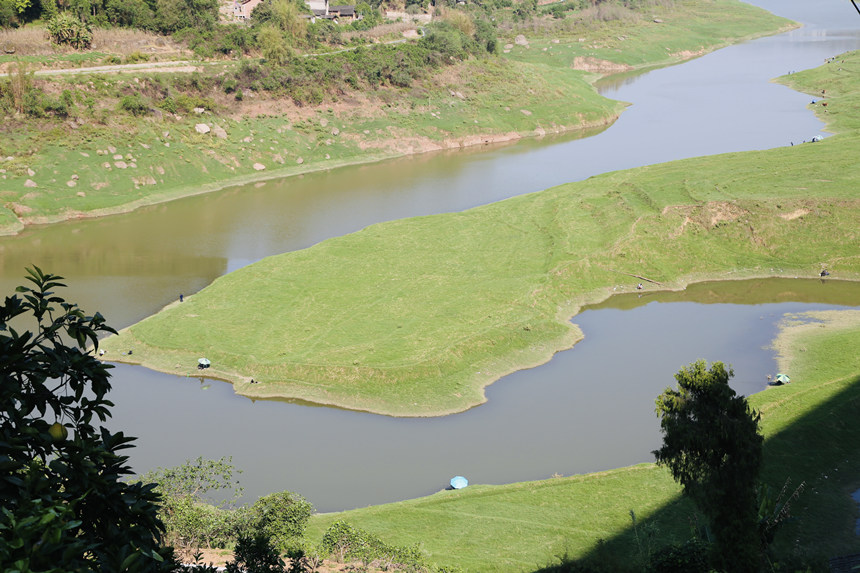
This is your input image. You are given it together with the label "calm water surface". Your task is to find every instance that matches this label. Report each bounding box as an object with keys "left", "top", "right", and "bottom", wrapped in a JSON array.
[{"left": 3, "top": 0, "right": 859, "bottom": 511}]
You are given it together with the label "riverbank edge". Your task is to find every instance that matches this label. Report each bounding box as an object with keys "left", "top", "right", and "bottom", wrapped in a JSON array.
[{"left": 0, "top": 14, "right": 798, "bottom": 236}]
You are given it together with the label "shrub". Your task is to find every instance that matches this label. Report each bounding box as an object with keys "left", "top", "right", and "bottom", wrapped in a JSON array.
[
  {"left": 226, "top": 534, "right": 285, "bottom": 573},
  {"left": 46, "top": 13, "right": 92, "bottom": 49},
  {"left": 124, "top": 50, "right": 150, "bottom": 64},
  {"left": 120, "top": 93, "right": 149, "bottom": 116},
  {"left": 247, "top": 491, "right": 313, "bottom": 553}
]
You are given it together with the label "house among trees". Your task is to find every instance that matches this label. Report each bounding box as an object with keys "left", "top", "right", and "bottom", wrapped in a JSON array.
[
  {"left": 307, "top": 0, "right": 357, "bottom": 21},
  {"left": 229, "top": 0, "right": 356, "bottom": 22},
  {"left": 232, "top": 0, "right": 264, "bottom": 20}
]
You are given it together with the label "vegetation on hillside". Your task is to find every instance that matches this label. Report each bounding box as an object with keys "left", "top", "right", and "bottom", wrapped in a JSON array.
[{"left": 0, "top": 0, "right": 789, "bottom": 235}]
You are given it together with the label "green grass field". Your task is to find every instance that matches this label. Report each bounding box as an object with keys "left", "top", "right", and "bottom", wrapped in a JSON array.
[
  {"left": 101, "top": 50, "right": 860, "bottom": 416},
  {"left": 301, "top": 311, "right": 860, "bottom": 571}
]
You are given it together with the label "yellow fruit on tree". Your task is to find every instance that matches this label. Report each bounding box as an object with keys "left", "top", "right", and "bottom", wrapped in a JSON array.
[{"left": 48, "top": 422, "right": 68, "bottom": 442}]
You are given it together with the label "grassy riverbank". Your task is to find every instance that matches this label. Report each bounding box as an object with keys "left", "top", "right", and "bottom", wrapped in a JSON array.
[
  {"left": 301, "top": 310, "right": 860, "bottom": 571},
  {"left": 101, "top": 49, "right": 860, "bottom": 416},
  {"left": 0, "top": 0, "right": 790, "bottom": 234}
]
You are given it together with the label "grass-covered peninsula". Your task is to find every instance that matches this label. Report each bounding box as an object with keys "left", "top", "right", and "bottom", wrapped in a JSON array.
[
  {"left": 0, "top": 0, "right": 791, "bottom": 234},
  {"left": 101, "top": 50, "right": 860, "bottom": 416}
]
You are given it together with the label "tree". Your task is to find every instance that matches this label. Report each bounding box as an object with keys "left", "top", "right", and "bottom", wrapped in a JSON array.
[
  {"left": 247, "top": 491, "right": 313, "bottom": 553},
  {"left": 46, "top": 12, "right": 93, "bottom": 49},
  {"left": 653, "top": 360, "right": 763, "bottom": 573},
  {"left": 0, "top": 267, "right": 175, "bottom": 572},
  {"left": 141, "top": 457, "right": 244, "bottom": 558}
]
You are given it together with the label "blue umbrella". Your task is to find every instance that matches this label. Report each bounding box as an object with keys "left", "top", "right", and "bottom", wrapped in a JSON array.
[{"left": 450, "top": 476, "right": 468, "bottom": 489}]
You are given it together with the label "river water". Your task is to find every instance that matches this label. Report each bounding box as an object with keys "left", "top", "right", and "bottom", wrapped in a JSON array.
[{"left": 2, "top": 0, "right": 859, "bottom": 511}]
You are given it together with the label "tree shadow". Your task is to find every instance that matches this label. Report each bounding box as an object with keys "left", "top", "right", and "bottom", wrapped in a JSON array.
[{"left": 530, "top": 374, "right": 860, "bottom": 572}]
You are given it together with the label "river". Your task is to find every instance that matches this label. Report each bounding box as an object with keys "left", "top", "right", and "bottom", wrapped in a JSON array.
[{"left": 2, "top": 0, "right": 859, "bottom": 511}]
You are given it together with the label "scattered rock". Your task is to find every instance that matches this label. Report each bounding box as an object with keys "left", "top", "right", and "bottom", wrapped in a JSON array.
[
  {"left": 514, "top": 34, "right": 528, "bottom": 46},
  {"left": 212, "top": 126, "right": 228, "bottom": 139},
  {"left": 129, "top": 163, "right": 137, "bottom": 168},
  {"left": 155, "top": 166, "right": 165, "bottom": 175},
  {"left": 296, "top": 157, "right": 304, "bottom": 165},
  {"left": 320, "top": 117, "right": 329, "bottom": 127},
  {"left": 140, "top": 143, "right": 150, "bottom": 149},
  {"left": 504, "top": 43, "right": 513, "bottom": 50},
  {"left": 243, "top": 136, "right": 253, "bottom": 143},
  {"left": 27, "top": 168, "right": 35, "bottom": 176},
  {"left": 325, "top": 154, "right": 330, "bottom": 159},
  {"left": 79, "top": 152, "right": 89, "bottom": 157},
  {"left": 195, "top": 123, "right": 211, "bottom": 135},
  {"left": 253, "top": 163, "right": 266, "bottom": 171},
  {"left": 76, "top": 192, "right": 86, "bottom": 198},
  {"left": 67, "top": 180, "right": 77, "bottom": 188},
  {"left": 163, "top": 131, "right": 170, "bottom": 138},
  {"left": 113, "top": 154, "right": 123, "bottom": 160},
  {"left": 107, "top": 145, "right": 117, "bottom": 154},
  {"left": 193, "top": 107, "right": 206, "bottom": 114},
  {"left": 114, "top": 161, "right": 128, "bottom": 169},
  {"left": 102, "top": 162, "right": 111, "bottom": 169},
  {"left": 331, "top": 127, "right": 340, "bottom": 136},
  {"left": 133, "top": 175, "right": 157, "bottom": 186},
  {"left": 552, "top": 39, "right": 560, "bottom": 44},
  {"left": 520, "top": 109, "right": 532, "bottom": 116},
  {"left": 653, "top": 17, "right": 663, "bottom": 23},
  {"left": 24, "top": 179, "right": 37, "bottom": 188},
  {"left": 72, "top": 174, "right": 79, "bottom": 180}
]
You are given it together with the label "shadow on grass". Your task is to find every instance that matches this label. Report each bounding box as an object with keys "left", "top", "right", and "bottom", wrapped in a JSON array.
[{"left": 531, "top": 374, "right": 860, "bottom": 572}]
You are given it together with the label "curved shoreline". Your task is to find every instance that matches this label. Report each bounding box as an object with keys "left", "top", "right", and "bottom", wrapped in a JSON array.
[{"left": 103, "top": 271, "right": 859, "bottom": 418}]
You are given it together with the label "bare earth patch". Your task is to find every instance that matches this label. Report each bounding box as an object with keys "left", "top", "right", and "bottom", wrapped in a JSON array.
[
  {"left": 779, "top": 208, "right": 810, "bottom": 220},
  {"left": 571, "top": 56, "right": 633, "bottom": 74}
]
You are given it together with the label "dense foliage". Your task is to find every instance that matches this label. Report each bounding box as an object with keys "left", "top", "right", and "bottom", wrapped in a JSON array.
[
  {"left": 654, "top": 361, "right": 763, "bottom": 573},
  {"left": 0, "top": 268, "right": 175, "bottom": 572}
]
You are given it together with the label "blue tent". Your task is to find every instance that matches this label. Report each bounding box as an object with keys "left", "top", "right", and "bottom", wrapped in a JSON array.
[
  {"left": 450, "top": 476, "right": 468, "bottom": 489},
  {"left": 774, "top": 373, "right": 790, "bottom": 384}
]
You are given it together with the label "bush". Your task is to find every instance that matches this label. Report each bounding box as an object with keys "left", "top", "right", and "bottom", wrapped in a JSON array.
[
  {"left": 120, "top": 93, "right": 150, "bottom": 116},
  {"left": 46, "top": 13, "right": 92, "bottom": 49},
  {"left": 247, "top": 491, "right": 313, "bottom": 553},
  {"left": 226, "top": 534, "right": 285, "bottom": 573},
  {"left": 125, "top": 50, "right": 150, "bottom": 64}
]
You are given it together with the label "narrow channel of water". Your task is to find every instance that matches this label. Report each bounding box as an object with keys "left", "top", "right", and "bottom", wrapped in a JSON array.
[{"left": 3, "top": 0, "right": 859, "bottom": 511}]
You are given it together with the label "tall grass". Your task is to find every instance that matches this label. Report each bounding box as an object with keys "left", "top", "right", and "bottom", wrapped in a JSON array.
[{"left": 0, "top": 26, "right": 186, "bottom": 58}]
